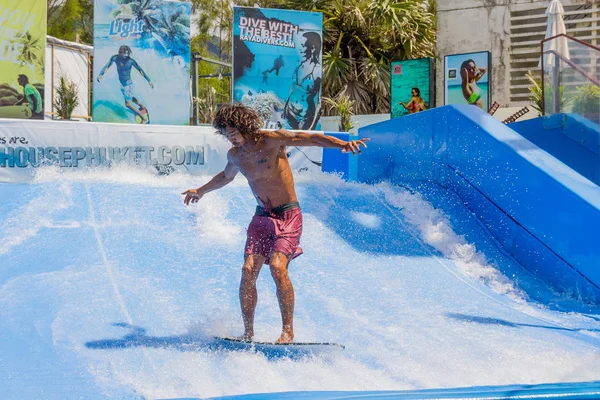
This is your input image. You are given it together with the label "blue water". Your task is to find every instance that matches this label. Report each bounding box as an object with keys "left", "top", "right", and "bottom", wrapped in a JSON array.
[{"left": 1, "top": 168, "right": 600, "bottom": 399}]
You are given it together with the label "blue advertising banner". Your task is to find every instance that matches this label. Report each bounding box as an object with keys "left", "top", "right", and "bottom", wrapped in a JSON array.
[
  {"left": 93, "top": 0, "right": 191, "bottom": 125},
  {"left": 233, "top": 7, "right": 322, "bottom": 130}
]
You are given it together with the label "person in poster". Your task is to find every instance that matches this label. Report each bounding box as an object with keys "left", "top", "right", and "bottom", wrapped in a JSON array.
[
  {"left": 96, "top": 45, "right": 154, "bottom": 123},
  {"left": 232, "top": 7, "right": 323, "bottom": 130},
  {"left": 16, "top": 74, "right": 43, "bottom": 119},
  {"left": 284, "top": 31, "right": 322, "bottom": 130},
  {"left": 460, "top": 59, "right": 487, "bottom": 109},
  {"left": 389, "top": 59, "right": 432, "bottom": 119},
  {"left": 444, "top": 51, "right": 490, "bottom": 111},
  {"left": 0, "top": 0, "right": 46, "bottom": 120},
  {"left": 399, "top": 87, "right": 427, "bottom": 114}
]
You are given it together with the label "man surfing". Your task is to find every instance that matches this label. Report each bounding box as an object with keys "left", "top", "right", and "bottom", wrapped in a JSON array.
[
  {"left": 96, "top": 45, "right": 154, "bottom": 123},
  {"left": 182, "top": 103, "right": 369, "bottom": 343}
]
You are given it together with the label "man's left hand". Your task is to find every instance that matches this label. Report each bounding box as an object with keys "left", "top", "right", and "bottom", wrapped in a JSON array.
[{"left": 342, "top": 138, "right": 370, "bottom": 155}]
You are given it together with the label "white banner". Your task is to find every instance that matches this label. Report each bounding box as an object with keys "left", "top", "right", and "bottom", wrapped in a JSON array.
[{"left": 0, "top": 120, "right": 323, "bottom": 182}]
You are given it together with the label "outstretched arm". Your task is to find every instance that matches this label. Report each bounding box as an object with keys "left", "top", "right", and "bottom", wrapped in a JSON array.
[
  {"left": 400, "top": 98, "right": 416, "bottom": 109},
  {"left": 132, "top": 59, "right": 154, "bottom": 88},
  {"left": 264, "top": 129, "right": 370, "bottom": 155},
  {"left": 97, "top": 55, "right": 116, "bottom": 82},
  {"left": 182, "top": 157, "right": 239, "bottom": 205}
]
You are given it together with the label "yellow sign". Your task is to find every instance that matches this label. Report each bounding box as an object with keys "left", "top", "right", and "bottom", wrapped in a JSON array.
[{"left": 0, "top": 0, "right": 46, "bottom": 119}]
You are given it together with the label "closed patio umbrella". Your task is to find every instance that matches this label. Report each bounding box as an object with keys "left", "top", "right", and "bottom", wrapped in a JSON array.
[{"left": 539, "top": 0, "right": 570, "bottom": 70}]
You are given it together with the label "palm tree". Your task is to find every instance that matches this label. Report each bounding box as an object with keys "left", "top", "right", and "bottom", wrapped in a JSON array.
[
  {"left": 151, "top": 6, "right": 191, "bottom": 56},
  {"left": 47, "top": 0, "right": 93, "bottom": 44},
  {"left": 48, "top": 0, "right": 84, "bottom": 42},
  {"left": 113, "top": 0, "right": 162, "bottom": 35}
]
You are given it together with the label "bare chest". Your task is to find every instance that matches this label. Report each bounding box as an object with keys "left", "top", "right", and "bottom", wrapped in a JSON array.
[{"left": 235, "top": 148, "right": 286, "bottom": 179}]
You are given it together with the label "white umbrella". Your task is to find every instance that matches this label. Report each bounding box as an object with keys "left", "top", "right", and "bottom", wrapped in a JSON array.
[{"left": 539, "top": 0, "right": 570, "bottom": 70}]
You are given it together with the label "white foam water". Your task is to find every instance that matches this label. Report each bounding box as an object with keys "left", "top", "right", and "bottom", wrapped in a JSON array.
[{"left": 0, "top": 168, "right": 599, "bottom": 399}]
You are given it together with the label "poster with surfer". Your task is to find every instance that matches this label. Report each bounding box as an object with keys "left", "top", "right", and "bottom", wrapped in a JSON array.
[{"left": 92, "top": 0, "right": 191, "bottom": 125}]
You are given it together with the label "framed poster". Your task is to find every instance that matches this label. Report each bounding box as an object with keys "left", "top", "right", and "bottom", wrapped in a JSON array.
[
  {"left": 390, "top": 58, "right": 434, "bottom": 118},
  {"left": 233, "top": 6, "right": 323, "bottom": 130},
  {"left": 92, "top": 0, "right": 191, "bottom": 125},
  {"left": 0, "top": 0, "right": 46, "bottom": 120},
  {"left": 444, "top": 51, "right": 491, "bottom": 111}
]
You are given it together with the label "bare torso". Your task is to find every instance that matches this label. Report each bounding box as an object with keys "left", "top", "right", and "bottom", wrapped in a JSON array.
[{"left": 229, "top": 137, "right": 297, "bottom": 210}]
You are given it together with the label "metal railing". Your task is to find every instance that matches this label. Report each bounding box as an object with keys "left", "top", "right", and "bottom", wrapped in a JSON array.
[{"left": 540, "top": 33, "right": 600, "bottom": 124}]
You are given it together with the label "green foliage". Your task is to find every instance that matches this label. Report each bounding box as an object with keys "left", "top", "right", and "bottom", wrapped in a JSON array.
[
  {"left": 53, "top": 76, "right": 80, "bottom": 120},
  {"left": 193, "top": 86, "right": 218, "bottom": 124},
  {"left": 323, "top": 95, "right": 355, "bottom": 132},
  {"left": 189, "top": 0, "right": 233, "bottom": 123},
  {"left": 526, "top": 71, "right": 575, "bottom": 116},
  {"left": 48, "top": 0, "right": 91, "bottom": 43},
  {"left": 525, "top": 71, "right": 543, "bottom": 116},
  {"left": 572, "top": 84, "right": 600, "bottom": 120},
  {"left": 17, "top": 32, "right": 44, "bottom": 73}
]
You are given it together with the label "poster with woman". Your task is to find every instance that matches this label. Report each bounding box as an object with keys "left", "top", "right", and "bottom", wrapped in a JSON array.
[
  {"left": 232, "top": 7, "right": 323, "bottom": 130},
  {"left": 390, "top": 58, "right": 434, "bottom": 119},
  {"left": 93, "top": 0, "right": 191, "bottom": 125},
  {"left": 0, "top": 0, "right": 46, "bottom": 120},
  {"left": 444, "top": 51, "right": 491, "bottom": 111}
]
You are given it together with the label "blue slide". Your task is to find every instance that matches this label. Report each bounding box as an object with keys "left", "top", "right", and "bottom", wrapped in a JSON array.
[{"left": 0, "top": 105, "right": 599, "bottom": 399}]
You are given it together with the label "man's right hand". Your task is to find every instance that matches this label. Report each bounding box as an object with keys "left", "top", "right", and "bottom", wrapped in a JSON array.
[
  {"left": 182, "top": 188, "right": 203, "bottom": 205},
  {"left": 97, "top": 75, "right": 102, "bottom": 83}
]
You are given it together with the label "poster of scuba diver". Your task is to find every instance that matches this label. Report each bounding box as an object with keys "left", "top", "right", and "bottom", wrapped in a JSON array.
[
  {"left": 390, "top": 58, "right": 434, "bottom": 119},
  {"left": 444, "top": 51, "right": 491, "bottom": 111},
  {"left": 232, "top": 6, "right": 323, "bottom": 130},
  {"left": 0, "top": 0, "right": 46, "bottom": 120},
  {"left": 93, "top": 0, "right": 191, "bottom": 125}
]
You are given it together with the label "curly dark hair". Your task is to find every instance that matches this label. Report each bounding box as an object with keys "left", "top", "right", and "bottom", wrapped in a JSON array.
[{"left": 212, "top": 103, "right": 263, "bottom": 141}]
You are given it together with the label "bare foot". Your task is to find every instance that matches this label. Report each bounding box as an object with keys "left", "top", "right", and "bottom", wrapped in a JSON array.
[
  {"left": 235, "top": 332, "right": 253, "bottom": 342},
  {"left": 275, "top": 331, "right": 294, "bottom": 344}
]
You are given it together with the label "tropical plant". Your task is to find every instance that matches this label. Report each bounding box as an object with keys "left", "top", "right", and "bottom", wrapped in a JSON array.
[
  {"left": 190, "top": 0, "right": 232, "bottom": 60},
  {"left": 113, "top": 0, "right": 163, "bottom": 33},
  {"left": 525, "top": 71, "right": 573, "bottom": 116},
  {"left": 189, "top": 0, "right": 233, "bottom": 122},
  {"left": 193, "top": 86, "right": 219, "bottom": 124},
  {"left": 48, "top": 0, "right": 93, "bottom": 44},
  {"left": 150, "top": 5, "right": 191, "bottom": 57},
  {"left": 323, "top": 95, "right": 355, "bottom": 132},
  {"left": 17, "top": 32, "right": 44, "bottom": 75},
  {"left": 572, "top": 83, "right": 600, "bottom": 123},
  {"left": 525, "top": 71, "right": 543, "bottom": 116},
  {"left": 154, "top": 8, "right": 190, "bottom": 42},
  {"left": 53, "top": 76, "right": 79, "bottom": 120}
]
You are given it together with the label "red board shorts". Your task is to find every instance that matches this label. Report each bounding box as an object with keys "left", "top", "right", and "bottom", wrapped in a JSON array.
[{"left": 245, "top": 202, "right": 303, "bottom": 264}]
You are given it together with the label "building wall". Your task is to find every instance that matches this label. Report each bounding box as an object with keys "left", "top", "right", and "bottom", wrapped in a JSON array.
[{"left": 435, "top": 0, "right": 598, "bottom": 107}]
